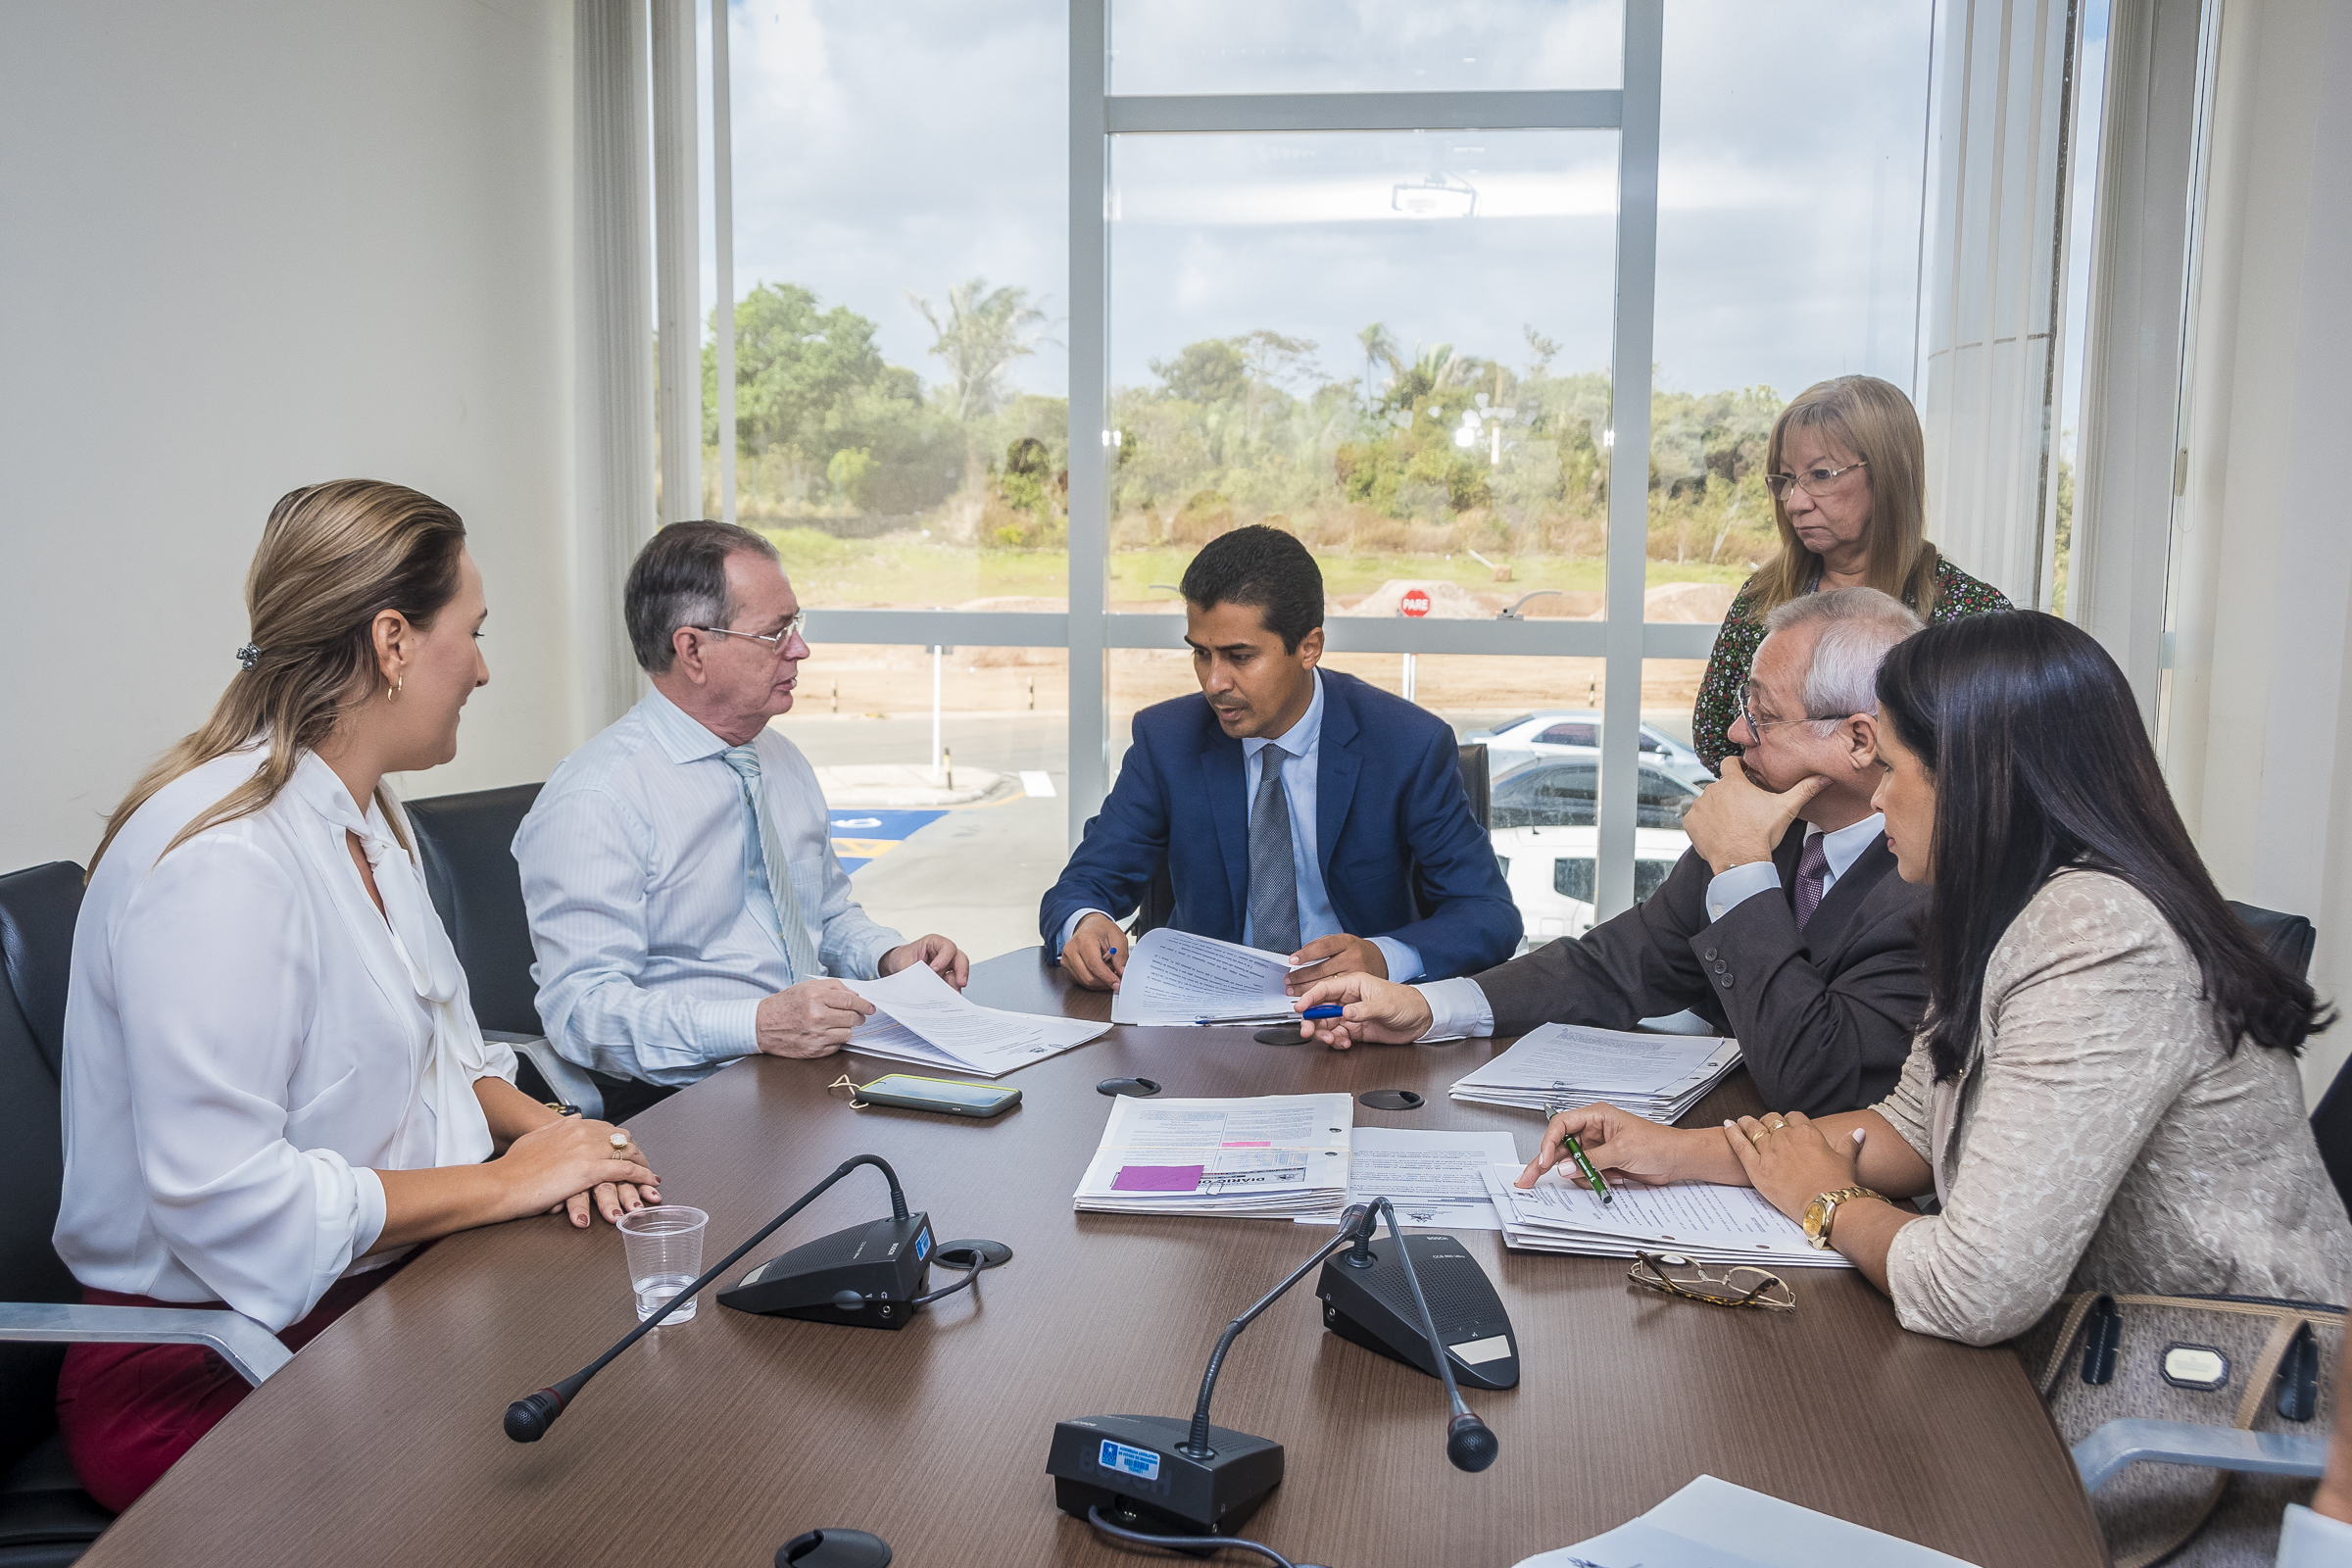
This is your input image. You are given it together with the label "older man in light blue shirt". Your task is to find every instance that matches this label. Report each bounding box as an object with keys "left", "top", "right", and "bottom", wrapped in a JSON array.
[{"left": 515, "top": 522, "right": 966, "bottom": 1105}]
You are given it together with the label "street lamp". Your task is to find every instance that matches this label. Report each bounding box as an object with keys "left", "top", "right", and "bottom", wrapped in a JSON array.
[{"left": 1497, "top": 590, "right": 1565, "bottom": 620}]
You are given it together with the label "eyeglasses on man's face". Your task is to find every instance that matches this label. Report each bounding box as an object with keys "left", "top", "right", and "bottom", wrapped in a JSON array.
[
  {"left": 1629, "top": 1251, "right": 1795, "bottom": 1311},
  {"left": 1737, "top": 683, "right": 1838, "bottom": 744},
  {"left": 1763, "top": 460, "right": 1868, "bottom": 501},
  {"left": 694, "top": 611, "right": 808, "bottom": 655}
]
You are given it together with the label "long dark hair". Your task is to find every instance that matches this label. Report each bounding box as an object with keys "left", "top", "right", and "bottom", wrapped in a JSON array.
[{"left": 1876, "top": 612, "right": 2329, "bottom": 1081}]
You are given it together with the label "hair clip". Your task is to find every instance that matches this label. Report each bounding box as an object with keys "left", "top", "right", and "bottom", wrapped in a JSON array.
[{"left": 235, "top": 643, "right": 262, "bottom": 670}]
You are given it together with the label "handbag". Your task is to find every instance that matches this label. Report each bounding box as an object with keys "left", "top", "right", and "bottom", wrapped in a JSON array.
[{"left": 2018, "top": 1292, "right": 2343, "bottom": 1568}]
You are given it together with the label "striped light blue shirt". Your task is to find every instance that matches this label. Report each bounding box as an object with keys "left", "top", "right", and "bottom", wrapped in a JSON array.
[{"left": 514, "top": 687, "right": 902, "bottom": 1086}]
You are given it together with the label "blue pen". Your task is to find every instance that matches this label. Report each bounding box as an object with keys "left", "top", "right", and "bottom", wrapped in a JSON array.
[{"left": 1193, "top": 1003, "right": 1348, "bottom": 1025}]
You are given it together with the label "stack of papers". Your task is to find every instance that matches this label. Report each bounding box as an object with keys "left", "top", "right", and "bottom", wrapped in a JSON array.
[
  {"left": 1110, "top": 929, "right": 1305, "bottom": 1026},
  {"left": 841, "top": 962, "right": 1108, "bottom": 1078},
  {"left": 1449, "top": 1022, "right": 1741, "bottom": 1122},
  {"left": 1479, "top": 1166, "right": 1853, "bottom": 1268},
  {"left": 1074, "top": 1094, "right": 1353, "bottom": 1219},
  {"left": 1516, "top": 1474, "right": 1978, "bottom": 1567},
  {"left": 1296, "top": 1127, "right": 1521, "bottom": 1232}
]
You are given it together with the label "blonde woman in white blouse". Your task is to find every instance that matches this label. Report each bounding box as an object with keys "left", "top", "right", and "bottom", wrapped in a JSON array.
[
  {"left": 1521, "top": 611, "right": 2350, "bottom": 1348},
  {"left": 54, "top": 480, "right": 658, "bottom": 1510}
]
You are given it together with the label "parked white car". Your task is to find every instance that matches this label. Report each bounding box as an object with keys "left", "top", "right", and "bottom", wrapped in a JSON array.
[
  {"left": 1493, "top": 824, "right": 1692, "bottom": 954},
  {"left": 1464, "top": 710, "right": 1715, "bottom": 788}
]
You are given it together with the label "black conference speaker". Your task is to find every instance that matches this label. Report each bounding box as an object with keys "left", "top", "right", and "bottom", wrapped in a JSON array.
[
  {"left": 1316, "top": 1230, "right": 1520, "bottom": 1391},
  {"left": 718, "top": 1211, "right": 937, "bottom": 1330}
]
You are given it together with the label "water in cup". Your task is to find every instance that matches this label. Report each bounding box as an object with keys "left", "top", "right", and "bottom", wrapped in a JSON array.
[
  {"left": 616, "top": 1205, "right": 708, "bottom": 1327},
  {"left": 634, "top": 1273, "right": 698, "bottom": 1323}
]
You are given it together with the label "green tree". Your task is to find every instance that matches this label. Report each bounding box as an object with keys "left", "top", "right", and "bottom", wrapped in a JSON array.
[
  {"left": 704, "top": 281, "right": 886, "bottom": 459},
  {"left": 907, "top": 278, "right": 1054, "bottom": 420},
  {"left": 1151, "top": 339, "right": 1249, "bottom": 406}
]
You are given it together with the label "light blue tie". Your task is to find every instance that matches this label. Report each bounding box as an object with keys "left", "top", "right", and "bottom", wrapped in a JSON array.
[{"left": 720, "top": 744, "right": 824, "bottom": 983}]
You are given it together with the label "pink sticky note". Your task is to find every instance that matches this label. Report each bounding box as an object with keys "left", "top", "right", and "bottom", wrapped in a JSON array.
[
  {"left": 1112, "top": 1164, "right": 1204, "bottom": 1193},
  {"left": 1221, "top": 1141, "right": 1271, "bottom": 1148}
]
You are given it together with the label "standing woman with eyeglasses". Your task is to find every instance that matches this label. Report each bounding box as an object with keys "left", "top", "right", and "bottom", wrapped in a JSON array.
[{"left": 1690, "top": 375, "right": 2010, "bottom": 776}]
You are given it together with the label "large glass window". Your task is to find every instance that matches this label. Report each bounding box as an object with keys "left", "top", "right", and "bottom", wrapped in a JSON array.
[
  {"left": 1107, "top": 126, "right": 1621, "bottom": 619},
  {"left": 1642, "top": 0, "right": 1936, "bottom": 617},
  {"left": 716, "top": 0, "right": 1069, "bottom": 609},
  {"left": 714, "top": 1, "right": 1957, "bottom": 935}
]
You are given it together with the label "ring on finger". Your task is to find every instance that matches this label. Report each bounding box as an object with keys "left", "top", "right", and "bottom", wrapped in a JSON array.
[
  {"left": 611, "top": 1131, "right": 631, "bottom": 1150},
  {"left": 1747, "top": 1129, "right": 1773, "bottom": 1147},
  {"left": 1763, "top": 1118, "right": 1788, "bottom": 1132}
]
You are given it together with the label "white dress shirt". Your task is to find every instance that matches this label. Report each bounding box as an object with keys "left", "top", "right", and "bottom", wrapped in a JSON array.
[
  {"left": 515, "top": 688, "right": 902, "bottom": 1087},
  {"left": 1058, "top": 671, "right": 1426, "bottom": 981},
  {"left": 1414, "top": 813, "right": 1886, "bottom": 1041},
  {"left": 55, "top": 748, "right": 517, "bottom": 1332}
]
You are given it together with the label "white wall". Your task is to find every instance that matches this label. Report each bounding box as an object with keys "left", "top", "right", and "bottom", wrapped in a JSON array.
[
  {"left": 2162, "top": 0, "right": 2352, "bottom": 1102},
  {"left": 0, "top": 0, "right": 580, "bottom": 871}
]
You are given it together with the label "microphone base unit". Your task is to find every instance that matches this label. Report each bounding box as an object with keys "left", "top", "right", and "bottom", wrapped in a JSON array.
[
  {"left": 1046, "top": 1413, "right": 1284, "bottom": 1538},
  {"left": 1315, "top": 1232, "right": 1521, "bottom": 1392},
  {"left": 718, "top": 1211, "right": 937, "bottom": 1330}
]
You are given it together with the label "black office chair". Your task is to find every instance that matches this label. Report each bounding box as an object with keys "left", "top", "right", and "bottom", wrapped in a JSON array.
[
  {"left": 1455, "top": 742, "right": 1492, "bottom": 832},
  {"left": 404, "top": 784, "right": 604, "bottom": 1118},
  {"left": 1121, "top": 744, "right": 1494, "bottom": 940},
  {"left": 2237, "top": 900, "right": 2352, "bottom": 1219},
  {"left": 0, "top": 862, "right": 288, "bottom": 1568}
]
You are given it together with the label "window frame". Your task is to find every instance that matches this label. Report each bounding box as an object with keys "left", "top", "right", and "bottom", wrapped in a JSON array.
[{"left": 787, "top": 0, "right": 1697, "bottom": 921}]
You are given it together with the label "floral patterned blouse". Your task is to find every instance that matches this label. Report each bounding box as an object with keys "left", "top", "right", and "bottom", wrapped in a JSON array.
[{"left": 1691, "top": 554, "right": 2013, "bottom": 773}]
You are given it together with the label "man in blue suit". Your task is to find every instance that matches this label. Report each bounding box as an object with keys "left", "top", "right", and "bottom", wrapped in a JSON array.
[{"left": 1043, "top": 525, "right": 1521, "bottom": 991}]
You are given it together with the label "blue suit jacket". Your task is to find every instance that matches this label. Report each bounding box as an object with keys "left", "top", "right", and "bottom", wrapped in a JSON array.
[{"left": 1040, "top": 669, "right": 1522, "bottom": 980}]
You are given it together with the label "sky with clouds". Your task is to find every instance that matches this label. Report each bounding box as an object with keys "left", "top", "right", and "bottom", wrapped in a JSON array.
[{"left": 703, "top": 0, "right": 1950, "bottom": 412}]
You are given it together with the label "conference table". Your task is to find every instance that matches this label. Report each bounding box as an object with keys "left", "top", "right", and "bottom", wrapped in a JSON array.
[{"left": 77, "top": 951, "right": 2107, "bottom": 1568}]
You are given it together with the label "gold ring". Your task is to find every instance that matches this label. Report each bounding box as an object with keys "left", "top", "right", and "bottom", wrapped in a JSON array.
[
  {"left": 611, "top": 1132, "right": 631, "bottom": 1150},
  {"left": 1764, "top": 1118, "right": 1788, "bottom": 1132},
  {"left": 1747, "top": 1129, "right": 1772, "bottom": 1147}
]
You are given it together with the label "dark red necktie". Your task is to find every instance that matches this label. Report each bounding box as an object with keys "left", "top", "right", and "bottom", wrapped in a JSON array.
[{"left": 1793, "top": 834, "right": 1831, "bottom": 930}]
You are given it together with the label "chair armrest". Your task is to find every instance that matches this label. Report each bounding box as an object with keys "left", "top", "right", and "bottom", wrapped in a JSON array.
[
  {"left": 2074, "top": 1417, "right": 2328, "bottom": 1493},
  {"left": 485, "top": 1030, "right": 604, "bottom": 1120},
  {"left": 0, "top": 1300, "right": 291, "bottom": 1386}
]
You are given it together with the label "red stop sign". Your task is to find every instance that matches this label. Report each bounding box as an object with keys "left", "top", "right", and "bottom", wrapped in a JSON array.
[{"left": 1400, "top": 588, "right": 1432, "bottom": 618}]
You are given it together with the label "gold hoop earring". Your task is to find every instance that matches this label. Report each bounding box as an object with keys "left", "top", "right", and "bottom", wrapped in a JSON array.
[{"left": 386, "top": 676, "right": 403, "bottom": 703}]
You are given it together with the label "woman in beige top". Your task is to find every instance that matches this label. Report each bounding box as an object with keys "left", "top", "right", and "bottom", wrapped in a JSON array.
[{"left": 1523, "top": 611, "right": 2351, "bottom": 1346}]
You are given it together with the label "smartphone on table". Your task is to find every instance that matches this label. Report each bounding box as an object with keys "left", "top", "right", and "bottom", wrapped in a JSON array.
[{"left": 854, "top": 1074, "right": 1021, "bottom": 1118}]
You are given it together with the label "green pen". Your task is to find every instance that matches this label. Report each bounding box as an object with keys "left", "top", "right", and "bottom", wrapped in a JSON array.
[
  {"left": 1546, "top": 1093, "right": 1613, "bottom": 1205},
  {"left": 1561, "top": 1134, "right": 1614, "bottom": 1205}
]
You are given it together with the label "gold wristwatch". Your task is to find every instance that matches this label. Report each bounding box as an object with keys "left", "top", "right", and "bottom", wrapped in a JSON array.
[{"left": 1801, "top": 1186, "right": 1885, "bottom": 1250}]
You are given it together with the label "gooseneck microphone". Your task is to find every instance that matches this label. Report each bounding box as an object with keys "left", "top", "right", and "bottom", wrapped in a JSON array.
[
  {"left": 505, "top": 1154, "right": 914, "bottom": 1443},
  {"left": 1341, "top": 1199, "right": 1498, "bottom": 1473},
  {"left": 1047, "top": 1197, "right": 1500, "bottom": 1555},
  {"left": 1180, "top": 1202, "right": 1379, "bottom": 1459}
]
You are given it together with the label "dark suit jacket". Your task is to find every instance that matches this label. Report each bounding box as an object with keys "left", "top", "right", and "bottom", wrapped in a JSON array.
[
  {"left": 1040, "top": 669, "right": 1522, "bottom": 981},
  {"left": 1471, "top": 820, "right": 1928, "bottom": 1115}
]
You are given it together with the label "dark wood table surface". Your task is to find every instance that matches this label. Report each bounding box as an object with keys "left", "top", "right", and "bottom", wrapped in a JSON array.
[{"left": 78, "top": 951, "right": 2105, "bottom": 1568}]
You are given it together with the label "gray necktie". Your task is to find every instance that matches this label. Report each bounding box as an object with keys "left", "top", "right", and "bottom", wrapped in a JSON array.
[
  {"left": 1248, "top": 744, "right": 1300, "bottom": 955},
  {"left": 720, "top": 744, "right": 824, "bottom": 983}
]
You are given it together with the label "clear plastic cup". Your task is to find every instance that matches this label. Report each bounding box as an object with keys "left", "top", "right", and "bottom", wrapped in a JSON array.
[{"left": 616, "top": 1205, "right": 708, "bottom": 1324}]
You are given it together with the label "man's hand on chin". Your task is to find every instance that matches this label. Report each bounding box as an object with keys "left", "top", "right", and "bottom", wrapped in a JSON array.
[
  {"left": 1682, "top": 760, "right": 1830, "bottom": 875},
  {"left": 1284, "top": 933, "right": 1388, "bottom": 993}
]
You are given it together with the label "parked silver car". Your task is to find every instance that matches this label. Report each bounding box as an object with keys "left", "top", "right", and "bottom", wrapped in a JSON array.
[{"left": 1462, "top": 710, "right": 1715, "bottom": 787}]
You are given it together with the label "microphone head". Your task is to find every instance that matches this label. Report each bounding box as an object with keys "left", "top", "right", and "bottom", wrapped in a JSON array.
[
  {"left": 504, "top": 1389, "right": 564, "bottom": 1443},
  {"left": 1446, "top": 1411, "right": 1499, "bottom": 1473}
]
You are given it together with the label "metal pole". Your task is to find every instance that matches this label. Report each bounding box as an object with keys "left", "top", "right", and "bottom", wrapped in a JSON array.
[
  {"left": 1596, "top": 0, "right": 1663, "bottom": 921},
  {"left": 710, "top": 0, "right": 737, "bottom": 524},
  {"left": 1065, "top": 0, "right": 1111, "bottom": 849},
  {"left": 931, "top": 645, "right": 944, "bottom": 780},
  {"left": 651, "top": 0, "right": 702, "bottom": 521}
]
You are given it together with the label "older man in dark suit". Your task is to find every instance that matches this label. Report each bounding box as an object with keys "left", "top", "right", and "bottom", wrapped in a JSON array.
[{"left": 1296, "top": 586, "right": 1931, "bottom": 1117}]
